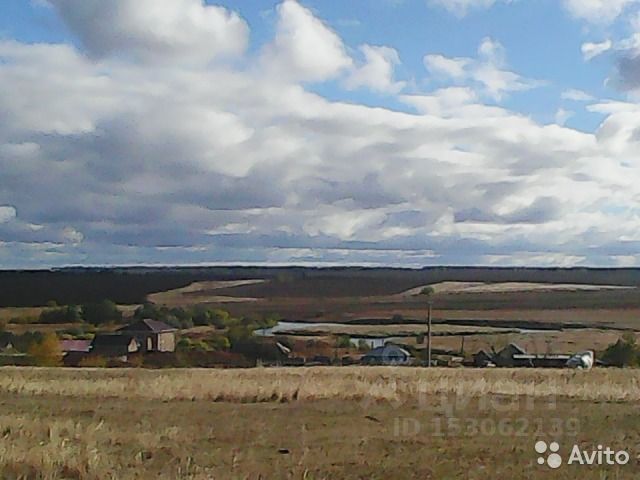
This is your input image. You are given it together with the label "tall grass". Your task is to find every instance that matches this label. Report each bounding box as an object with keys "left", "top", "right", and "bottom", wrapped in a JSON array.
[{"left": 0, "top": 366, "right": 638, "bottom": 403}]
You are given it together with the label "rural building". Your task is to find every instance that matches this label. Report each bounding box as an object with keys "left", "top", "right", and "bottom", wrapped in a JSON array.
[
  {"left": 117, "top": 319, "right": 177, "bottom": 353},
  {"left": 91, "top": 334, "right": 140, "bottom": 361},
  {"left": 473, "top": 350, "right": 494, "bottom": 367},
  {"left": 478, "top": 343, "right": 590, "bottom": 369},
  {"left": 511, "top": 353, "right": 571, "bottom": 368},
  {"left": 0, "top": 339, "right": 28, "bottom": 366},
  {"left": 492, "top": 343, "right": 527, "bottom": 367},
  {"left": 361, "top": 344, "right": 412, "bottom": 365},
  {"left": 0, "top": 339, "right": 15, "bottom": 354}
]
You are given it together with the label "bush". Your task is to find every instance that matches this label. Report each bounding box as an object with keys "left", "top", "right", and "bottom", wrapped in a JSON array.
[
  {"left": 39, "top": 305, "right": 82, "bottom": 324},
  {"left": 601, "top": 333, "right": 640, "bottom": 367},
  {"left": 27, "top": 333, "right": 62, "bottom": 367},
  {"left": 78, "top": 355, "right": 108, "bottom": 368},
  {"left": 128, "top": 355, "right": 144, "bottom": 368},
  {"left": 208, "top": 335, "right": 231, "bottom": 351},
  {"left": 8, "top": 316, "right": 38, "bottom": 325},
  {"left": 336, "top": 335, "right": 352, "bottom": 349},
  {"left": 136, "top": 304, "right": 226, "bottom": 329},
  {"left": 357, "top": 339, "right": 371, "bottom": 352},
  {"left": 227, "top": 325, "right": 255, "bottom": 347}
]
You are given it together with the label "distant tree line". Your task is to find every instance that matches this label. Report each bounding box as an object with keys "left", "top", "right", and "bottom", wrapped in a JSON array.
[{"left": 38, "top": 300, "right": 122, "bottom": 325}]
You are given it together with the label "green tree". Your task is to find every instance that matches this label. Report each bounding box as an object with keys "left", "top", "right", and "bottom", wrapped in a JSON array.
[
  {"left": 81, "top": 300, "right": 123, "bottom": 325},
  {"left": 227, "top": 325, "right": 254, "bottom": 347},
  {"left": 28, "top": 333, "right": 62, "bottom": 367},
  {"left": 134, "top": 303, "right": 161, "bottom": 319}
]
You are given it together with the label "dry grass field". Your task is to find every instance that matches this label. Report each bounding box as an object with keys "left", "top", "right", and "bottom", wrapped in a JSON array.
[
  {"left": 1, "top": 367, "right": 639, "bottom": 479},
  {"left": 147, "top": 280, "right": 265, "bottom": 306},
  {"left": 0, "top": 307, "right": 50, "bottom": 323}
]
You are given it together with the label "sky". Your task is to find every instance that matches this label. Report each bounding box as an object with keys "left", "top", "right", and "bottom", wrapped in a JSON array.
[{"left": 1, "top": 0, "right": 640, "bottom": 268}]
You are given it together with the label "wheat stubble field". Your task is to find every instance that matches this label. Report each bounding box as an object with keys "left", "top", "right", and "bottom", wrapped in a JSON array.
[{"left": 0, "top": 367, "right": 639, "bottom": 479}]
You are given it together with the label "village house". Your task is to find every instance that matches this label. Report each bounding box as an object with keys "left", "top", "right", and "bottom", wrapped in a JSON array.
[
  {"left": 0, "top": 339, "right": 28, "bottom": 366},
  {"left": 91, "top": 334, "right": 140, "bottom": 362},
  {"left": 117, "top": 319, "right": 177, "bottom": 353},
  {"left": 60, "top": 339, "right": 93, "bottom": 365}
]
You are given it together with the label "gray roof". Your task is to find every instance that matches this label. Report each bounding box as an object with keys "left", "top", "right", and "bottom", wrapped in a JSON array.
[
  {"left": 118, "top": 319, "right": 177, "bottom": 333},
  {"left": 363, "top": 344, "right": 411, "bottom": 358},
  {"left": 499, "top": 343, "right": 527, "bottom": 355},
  {"left": 91, "top": 334, "right": 139, "bottom": 348}
]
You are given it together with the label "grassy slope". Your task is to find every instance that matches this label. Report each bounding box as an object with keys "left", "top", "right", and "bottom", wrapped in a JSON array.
[{"left": 0, "top": 367, "right": 638, "bottom": 479}]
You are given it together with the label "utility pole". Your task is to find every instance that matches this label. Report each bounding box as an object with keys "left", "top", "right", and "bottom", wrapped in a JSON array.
[
  {"left": 427, "top": 299, "right": 432, "bottom": 367},
  {"left": 419, "top": 286, "right": 435, "bottom": 368}
]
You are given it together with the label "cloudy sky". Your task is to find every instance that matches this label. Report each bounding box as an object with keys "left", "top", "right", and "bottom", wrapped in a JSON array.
[{"left": 1, "top": 0, "right": 640, "bottom": 268}]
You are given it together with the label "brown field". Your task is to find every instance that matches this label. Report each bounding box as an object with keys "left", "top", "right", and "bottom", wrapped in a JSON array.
[
  {"left": 145, "top": 279, "right": 640, "bottom": 357},
  {"left": 147, "top": 280, "right": 265, "bottom": 306},
  {"left": 398, "top": 281, "right": 636, "bottom": 296},
  {"left": 0, "top": 307, "right": 50, "bottom": 323},
  {"left": 270, "top": 323, "right": 517, "bottom": 338},
  {"left": 0, "top": 367, "right": 638, "bottom": 479},
  {"left": 418, "top": 328, "right": 634, "bottom": 354},
  {"left": 150, "top": 279, "right": 640, "bottom": 327}
]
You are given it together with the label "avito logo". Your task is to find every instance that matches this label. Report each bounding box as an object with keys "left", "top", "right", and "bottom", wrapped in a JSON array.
[
  {"left": 535, "top": 441, "right": 631, "bottom": 469},
  {"left": 567, "top": 444, "right": 630, "bottom": 466},
  {"left": 535, "top": 441, "right": 562, "bottom": 469}
]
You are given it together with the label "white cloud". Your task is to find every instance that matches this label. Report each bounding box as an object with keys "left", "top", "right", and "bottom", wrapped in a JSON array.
[
  {"left": 62, "top": 227, "right": 84, "bottom": 245},
  {"left": 0, "top": 206, "right": 16, "bottom": 223},
  {"left": 555, "top": 108, "right": 574, "bottom": 126},
  {"left": 473, "top": 63, "right": 535, "bottom": 100},
  {"left": 424, "top": 38, "right": 540, "bottom": 101},
  {"left": 581, "top": 39, "right": 613, "bottom": 61},
  {"left": 401, "top": 87, "right": 479, "bottom": 117},
  {"left": 345, "top": 45, "right": 406, "bottom": 94},
  {"left": 562, "top": 89, "right": 595, "bottom": 101},
  {"left": 477, "top": 37, "right": 505, "bottom": 64},
  {"left": 261, "top": 0, "right": 352, "bottom": 82},
  {"left": 428, "top": 0, "right": 512, "bottom": 16},
  {"left": 1, "top": 1, "right": 640, "bottom": 267},
  {"left": 46, "top": 0, "right": 249, "bottom": 64},
  {"left": 424, "top": 54, "right": 470, "bottom": 79},
  {"left": 563, "top": 0, "right": 638, "bottom": 24}
]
